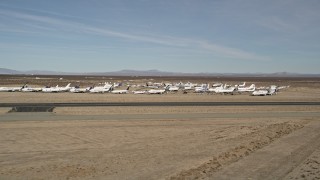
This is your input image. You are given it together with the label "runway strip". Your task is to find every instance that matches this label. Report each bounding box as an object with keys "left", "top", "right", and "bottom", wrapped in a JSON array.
[
  {"left": 1, "top": 101, "right": 320, "bottom": 107},
  {"left": 1, "top": 112, "right": 320, "bottom": 121}
]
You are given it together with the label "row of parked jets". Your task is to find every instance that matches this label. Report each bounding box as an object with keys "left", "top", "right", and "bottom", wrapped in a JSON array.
[{"left": 0, "top": 82, "right": 288, "bottom": 96}]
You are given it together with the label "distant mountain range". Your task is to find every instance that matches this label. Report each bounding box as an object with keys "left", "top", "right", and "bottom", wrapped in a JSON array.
[{"left": 0, "top": 68, "right": 319, "bottom": 77}]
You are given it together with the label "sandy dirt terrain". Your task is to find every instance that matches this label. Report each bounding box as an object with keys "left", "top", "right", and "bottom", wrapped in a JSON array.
[
  {"left": 54, "top": 106, "right": 320, "bottom": 115},
  {"left": 0, "top": 109, "right": 319, "bottom": 179},
  {"left": 0, "top": 108, "right": 11, "bottom": 114},
  {"left": 0, "top": 75, "right": 319, "bottom": 179}
]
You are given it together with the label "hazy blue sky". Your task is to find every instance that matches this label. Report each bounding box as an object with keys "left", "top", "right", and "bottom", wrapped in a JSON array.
[{"left": 1, "top": 0, "right": 320, "bottom": 73}]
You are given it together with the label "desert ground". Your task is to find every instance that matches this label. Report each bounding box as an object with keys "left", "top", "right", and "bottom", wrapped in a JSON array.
[{"left": 0, "top": 75, "right": 320, "bottom": 179}]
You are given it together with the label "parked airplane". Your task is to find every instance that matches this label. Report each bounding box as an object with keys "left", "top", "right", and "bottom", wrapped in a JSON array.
[
  {"left": 69, "top": 85, "right": 91, "bottom": 93},
  {"left": 277, "top": 86, "right": 289, "bottom": 90},
  {"left": 183, "top": 82, "right": 195, "bottom": 90},
  {"left": 89, "top": 82, "right": 113, "bottom": 93},
  {"left": 42, "top": 85, "right": 57, "bottom": 93},
  {"left": 0, "top": 84, "right": 25, "bottom": 92},
  {"left": 111, "top": 86, "right": 130, "bottom": 94},
  {"left": 174, "top": 82, "right": 184, "bottom": 88},
  {"left": 57, "top": 83, "right": 72, "bottom": 92},
  {"left": 212, "top": 82, "right": 223, "bottom": 87},
  {"left": 148, "top": 85, "right": 169, "bottom": 94},
  {"left": 252, "top": 85, "right": 277, "bottom": 96},
  {"left": 194, "top": 84, "right": 209, "bottom": 93},
  {"left": 153, "top": 82, "right": 164, "bottom": 87},
  {"left": 42, "top": 83, "right": 71, "bottom": 93},
  {"left": 237, "top": 82, "right": 246, "bottom": 88},
  {"left": 168, "top": 86, "right": 179, "bottom": 91},
  {"left": 21, "top": 85, "right": 42, "bottom": 92},
  {"left": 237, "top": 84, "right": 255, "bottom": 93},
  {"left": 252, "top": 90, "right": 269, "bottom": 96},
  {"left": 132, "top": 90, "right": 147, "bottom": 94},
  {"left": 214, "top": 84, "right": 235, "bottom": 94},
  {"left": 144, "top": 82, "right": 161, "bottom": 89},
  {"left": 267, "top": 85, "right": 277, "bottom": 95},
  {"left": 208, "top": 84, "right": 223, "bottom": 93}
]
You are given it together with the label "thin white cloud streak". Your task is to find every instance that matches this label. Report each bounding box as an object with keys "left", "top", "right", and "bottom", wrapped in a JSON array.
[
  {"left": 258, "top": 16, "right": 298, "bottom": 33},
  {"left": 197, "top": 41, "right": 270, "bottom": 61},
  {"left": 0, "top": 9, "right": 269, "bottom": 61},
  {"left": 255, "top": 0, "right": 320, "bottom": 34},
  {"left": 0, "top": 43, "right": 96, "bottom": 53}
]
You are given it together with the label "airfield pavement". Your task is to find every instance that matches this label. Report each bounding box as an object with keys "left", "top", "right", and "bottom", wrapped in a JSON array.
[{"left": 0, "top": 75, "right": 320, "bottom": 179}]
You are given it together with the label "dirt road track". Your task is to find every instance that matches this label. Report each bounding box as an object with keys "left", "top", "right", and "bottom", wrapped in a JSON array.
[{"left": 208, "top": 120, "right": 320, "bottom": 179}]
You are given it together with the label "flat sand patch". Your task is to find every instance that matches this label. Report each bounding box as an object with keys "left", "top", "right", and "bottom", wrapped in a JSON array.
[
  {"left": 0, "top": 114, "right": 316, "bottom": 179},
  {"left": 0, "top": 108, "right": 11, "bottom": 114},
  {"left": 54, "top": 106, "right": 320, "bottom": 115}
]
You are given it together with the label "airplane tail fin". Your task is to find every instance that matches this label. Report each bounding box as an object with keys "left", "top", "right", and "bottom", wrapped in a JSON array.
[
  {"left": 21, "top": 82, "right": 28, "bottom": 89},
  {"left": 109, "top": 85, "right": 114, "bottom": 91},
  {"left": 249, "top": 84, "right": 255, "bottom": 89},
  {"left": 127, "top": 86, "right": 130, "bottom": 90},
  {"left": 103, "top": 83, "right": 111, "bottom": 88},
  {"left": 66, "top": 83, "right": 71, "bottom": 88}
]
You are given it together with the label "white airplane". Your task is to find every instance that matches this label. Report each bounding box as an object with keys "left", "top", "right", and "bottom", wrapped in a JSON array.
[
  {"left": 148, "top": 85, "right": 170, "bottom": 94},
  {"left": 42, "top": 83, "right": 71, "bottom": 93},
  {"left": 252, "top": 90, "right": 268, "bottom": 96},
  {"left": 42, "top": 85, "right": 57, "bottom": 93},
  {"left": 184, "top": 86, "right": 193, "bottom": 90},
  {"left": 212, "top": 82, "right": 223, "bottom": 87},
  {"left": 153, "top": 82, "right": 163, "bottom": 87},
  {"left": 208, "top": 84, "right": 223, "bottom": 92},
  {"left": 194, "top": 84, "right": 209, "bottom": 93},
  {"left": 89, "top": 82, "right": 113, "bottom": 93},
  {"left": 69, "top": 86, "right": 91, "bottom": 93},
  {"left": 168, "top": 86, "right": 179, "bottom": 91},
  {"left": 132, "top": 90, "right": 147, "bottom": 94},
  {"left": 237, "top": 84, "right": 255, "bottom": 93},
  {"left": 183, "top": 82, "right": 195, "bottom": 90},
  {"left": 21, "top": 85, "right": 42, "bottom": 92},
  {"left": 237, "top": 82, "right": 246, "bottom": 88},
  {"left": 216, "top": 87, "right": 235, "bottom": 94},
  {"left": 111, "top": 86, "right": 130, "bottom": 94},
  {"left": 213, "top": 84, "right": 235, "bottom": 94},
  {"left": 144, "top": 82, "right": 160, "bottom": 89},
  {"left": 252, "top": 85, "right": 277, "bottom": 96},
  {"left": 277, "top": 85, "right": 289, "bottom": 90},
  {"left": 267, "top": 85, "right": 277, "bottom": 95},
  {"left": 56, "top": 83, "right": 72, "bottom": 92},
  {"left": 0, "top": 84, "right": 25, "bottom": 92},
  {"left": 174, "top": 82, "right": 184, "bottom": 88}
]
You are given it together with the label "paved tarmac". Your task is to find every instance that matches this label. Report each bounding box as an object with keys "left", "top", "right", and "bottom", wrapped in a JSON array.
[
  {"left": 1, "top": 111, "right": 320, "bottom": 122},
  {"left": 1, "top": 101, "right": 320, "bottom": 107}
]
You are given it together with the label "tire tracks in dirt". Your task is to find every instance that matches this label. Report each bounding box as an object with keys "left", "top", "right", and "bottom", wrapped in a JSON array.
[{"left": 168, "top": 120, "right": 308, "bottom": 179}]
